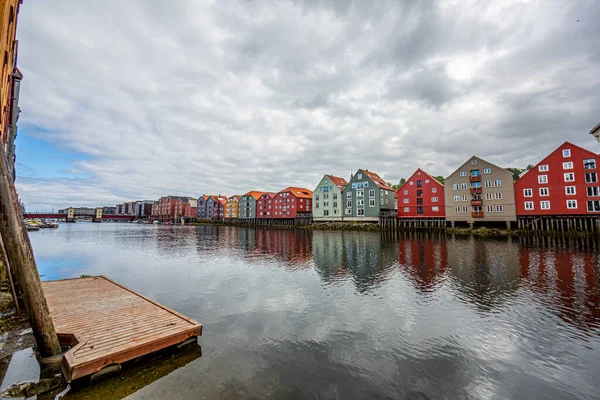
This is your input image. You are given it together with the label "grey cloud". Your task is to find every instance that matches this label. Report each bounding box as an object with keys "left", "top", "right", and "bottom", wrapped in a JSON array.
[{"left": 12, "top": 0, "right": 600, "bottom": 210}]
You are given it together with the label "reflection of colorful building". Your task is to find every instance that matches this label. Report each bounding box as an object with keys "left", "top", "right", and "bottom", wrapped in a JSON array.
[
  {"left": 253, "top": 228, "right": 313, "bottom": 267},
  {"left": 397, "top": 168, "right": 445, "bottom": 219},
  {"left": 520, "top": 248, "right": 600, "bottom": 331},
  {"left": 312, "top": 231, "right": 347, "bottom": 281},
  {"left": 397, "top": 236, "right": 448, "bottom": 292}
]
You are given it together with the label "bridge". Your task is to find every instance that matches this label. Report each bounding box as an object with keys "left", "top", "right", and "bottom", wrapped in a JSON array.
[{"left": 23, "top": 207, "right": 135, "bottom": 222}]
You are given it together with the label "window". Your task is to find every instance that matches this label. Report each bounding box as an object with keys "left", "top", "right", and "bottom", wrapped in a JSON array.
[
  {"left": 563, "top": 162, "right": 573, "bottom": 170},
  {"left": 496, "top": 205, "right": 504, "bottom": 212},
  {"left": 538, "top": 175, "right": 548, "bottom": 184},
  {"left": 364, "top": 182, "right": 368, "bottom": 187},
  {"left": 333, "top": 201, "right": 338, "bottom": 207},
  {"left": 333, "top": 193, "right": 338, "bottom": 200},
  {"left": 453, "top": 184, "right": 459, "bottom": 190},
  {"left": 347, "top": 192, "right": 352, "bottom": 199},
  {"left": 358, "top": 173, "right": 362, "bottom": 179},
  {"left": 404, "top": 207, "right": 410, "bottom": 212},
  {"left": 486, "top": 205, "right": 494, "bottom": 212},
  {"left": 432, "top": 197, "right": 438, "bottom": 202},
  {"left": 417, "top": 190, "right": 423, "bottom": 197},
  {"left": 417, "top": 180, "right": 422, "bottom": 188},
  {"left": 455, "top": 207, "right": 461, "bottom": 213},
  {"left": 369, "top": 189, "right": 375, "bottom": 198},
  {"left": 484, "top": 180, "right": 492, "bottom": 188},
  {"left": 323, "top": 210, "right": 329, "bottom": 216},
  {"left": 493, "top": 180, "right": 502, "bottom": 187},
  {"left": 315, "top": 194, "right": 319, "bottom": 201},
  {"left": 564, "top": 172, "right": 575, "bottom": 182},
  {"left": 432, "top": 187, "right": 437, "bottom": 193},
  {"left": 524, "top": 201, "right": 534, "bottom": 210},
  {"left": 347, "top": 200, "right": 352, "bottom": 208},
  {"left": 539, "top": 188, "right": 549, "bottom": 196},
  {"left": 432, "top": 206, "right": 439, "bottom": 211},
  {"left": 460, "top": 171, "right": 467, "bottom": 177},
  {"left": 380, "top": 189, "right": 384, "bottom": 196},
  {"left": 485, "top": 193, "right": 493, "bottom": 200},
  {"left": 540, "top": 201, "right": 551, "bottom": 210},
  {"left": 539, "top": 165, "right": 549, "bottom": 172},
  {"left": 345, "top": 208, "right": 352, "bottom": 215},
  {"left": 404, "top": 198, "right": 409, "bottom": 203},
  {"left": 425, "top": 179, "right": 430, "bottom": 183},
  {"left": 461, "top": 194, "right": 468, "bottom": 201},
  {"left": 471, "top": 159, "right": 478, "bottom": 165},
  {"left": 323, "top": 202, "right": 328, "bottom": 207},
  {"left": 587, "top": 186, "right": 600, "bottom": 197},
  {"left": 563, "top": 149, "right": 571, "bottom": 157},
  {"left": 461, "top": 183, "right": 468, "bottom": 189},
  {"left": 584, "top": 158, "right": 596, "bottom": 170},
  {"left": 357, "top": 190, "right": 364, "bottom": 197},
  {"left": 567, "top": 200, "right": 577, "bottom": 209},
  {"left": 564, "top": 186, "right": 575, "bottom": 195},
  {"left": 462, "top": 206, "right": 469, "bottom": 213},
  {"left": 523, "top": 189, "right": 533, "bottom": 197},
  {"left": 587, "top": 201, "right": 600, "bottom": 212},
  {"left": 586, "top": 172, "right": 597, "bottom": 183},
  {"left": 357, "top": 199, "right": 364, "bottom": 206},
  {"left": 357, "top": 208, "right": 364, "bottom": 216},
  {"left": 454, "top": 195, "right": 460, "bottom": 202},
  {"left": 495, "top": 192, "right": 503, "bottom": 200},
  {"left": 369, "top": 199, "right": 375, "bottom": 207},
  {"left": 483, "top": 168, "right": 491, "bottom": 174}
]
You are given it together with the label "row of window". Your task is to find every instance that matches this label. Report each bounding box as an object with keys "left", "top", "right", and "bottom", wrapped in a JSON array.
[
  {"left": 315, "top": 193, "right": 338, "bottom": 200},
  {"left": 314, "top": 202, "right": 339, "bottom": 209},
  {"left": 524, "top": 186, "right": 600, "bottom": 197},
  {"left": 402, "top": 187, "right": 437, "bottom": 195},
  {"left": 453, "top": 180, "right": 501, "bottom": 190},
  {"left": 454, "top": 205, "right": 504, "bottom": 213},
  {"left": 538, "top": 172, "right": 597, "bottom": 184},
  {"left": 537, "top": 157, "right": 596, "bottom": 172},
  {"left": 402, "top": 206, "right": 440, "bottom": 212},
  {"left": 405, "top": 197, "right": 439, "bottom": 203},
  {"left": 459, "top": 167, "right": 492, "bottom": 177},
  {"left": 347, "top": 190, "right": 385, "bottom": 198}
]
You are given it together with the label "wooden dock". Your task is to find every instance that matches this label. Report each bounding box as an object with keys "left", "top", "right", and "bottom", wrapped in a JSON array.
[{"left": 41, "top": 276, "right": 202, "bottom": 382}]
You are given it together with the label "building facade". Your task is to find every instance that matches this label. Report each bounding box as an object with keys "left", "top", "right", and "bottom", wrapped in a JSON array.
[
  {"left": 135, "top": 200, "right": 154, "bottom": 218},
  {"left": 257, "top": 192, "right": 276, "bottom": 218},
  {"left": 225, "top": 195, "right": 241, "bottom": 219},
  {"left": 444, "top": 156, "right": 516, "bottom": 225},
  {"left": 184, "top": 199, "right": 197, "bottom": 221},
  {"left": 197, "top": 195, "right": 209, "bottom": 219},
  {"left": 313, "top": 175, "right": 348, "bottom": 222},
  {"left": 342, "top": 169, "right": 395, "bottom": 221},
  {"left": 397, "top": 169, "right": 445, "bottom": 219},
  {"left": 239, "top": 191, "right": 265, "bottom": 219},
  {"left": 515, "top": 142, "right": 600, "bottom": 217},
  {"left": 206, "top": 195, "right": 226, "bottom": 219},
  {"left": 174, "top": 197, "right": 190, "bottom": 220},
  {"left": 272, "top": 187, "right": 313, "bottom": 219}
]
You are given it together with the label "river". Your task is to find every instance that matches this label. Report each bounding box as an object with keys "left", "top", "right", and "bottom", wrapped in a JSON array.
[{"left": 29, "top": 223, "right": 600, "bottom": 399}]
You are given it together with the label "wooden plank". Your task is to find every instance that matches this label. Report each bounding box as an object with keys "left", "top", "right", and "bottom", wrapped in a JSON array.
[{"left": 41, "top": 276, "right": 202, "bottom": 382}]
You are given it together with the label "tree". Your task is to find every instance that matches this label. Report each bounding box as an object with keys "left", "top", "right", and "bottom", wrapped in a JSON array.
[
  {"left": 391, "top": 178, "right": 406, "bottom": 190},
  {"left": 434, "top": 175, "right": 445, "bottom": 184},
  {"left": 505, "top": 167, "right": 525, "bottom": 181}
]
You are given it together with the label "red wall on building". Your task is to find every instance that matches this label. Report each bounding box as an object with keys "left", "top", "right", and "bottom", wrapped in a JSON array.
[
  {"left": 272, "top": 187, "right": 312, "bottom": 219},
  {"left": 396, "top": 169, "right": 445, "bottom": 218},
  {"left": 257, "top": 193, "right": 276, "bottom": 218},
  {"left": 515, "top": 142, "right": 599, "bottom": 216}
]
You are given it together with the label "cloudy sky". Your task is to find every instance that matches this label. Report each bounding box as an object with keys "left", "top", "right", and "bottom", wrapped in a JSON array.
[{"left": 14, "top": 0, "right": 600, "bottom": 211}]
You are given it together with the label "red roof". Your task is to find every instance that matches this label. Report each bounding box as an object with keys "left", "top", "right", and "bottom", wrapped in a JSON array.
[
  {"left": 243, "top": 191, "right": 265, "bottom": 200},
  {"left": 361, "top": 170, "right": 394, "bottom": 191},
  {"left": 279, "top": 187, "right": 313, "bottom": 199},
  {"left": 326, "top": 175, "right": 348, "bottom": 191},
  {"left": 396, "top": 168, "right": 443, "bottom": 193},
  {"left": 260, "top": 192, "right": 277, "bottom": 198}
]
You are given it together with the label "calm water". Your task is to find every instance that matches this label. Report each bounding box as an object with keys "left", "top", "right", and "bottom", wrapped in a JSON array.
[{"left": 29, "top": 223, "right": 600, "bottom": 400}]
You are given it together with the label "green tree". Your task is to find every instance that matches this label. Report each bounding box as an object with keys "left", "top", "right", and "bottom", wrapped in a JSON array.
[
  {"left": 505, "top": 167, "right": 524, "bottom": 181},
  {"left": 434, "top": 175, "right": 445, "bottom": 184}
]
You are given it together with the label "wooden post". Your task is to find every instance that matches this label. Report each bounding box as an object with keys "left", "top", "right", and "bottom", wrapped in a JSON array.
[
  {"left": 0, "top": 147, "right": 61, "bottom": 357},
  {"left": 0, "top": 234, "right": 19, "bottom": 314}
]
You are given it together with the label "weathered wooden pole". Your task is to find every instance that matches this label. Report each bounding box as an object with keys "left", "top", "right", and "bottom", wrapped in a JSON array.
[
  {"left": 0, "top": 147, "right": 61, "bottom": 357},
  {"left": 0, "top": 234, "right": 19, "bottom": 314}
]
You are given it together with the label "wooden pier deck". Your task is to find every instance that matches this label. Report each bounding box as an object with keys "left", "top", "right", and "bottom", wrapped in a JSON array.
[{"left": 41, "top": 276, "right": 202, "bottom": 382}]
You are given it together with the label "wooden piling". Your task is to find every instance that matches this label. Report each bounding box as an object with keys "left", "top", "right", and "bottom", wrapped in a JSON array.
[{"left": 0, "top": 145, "right": 61, "bottom": 357}]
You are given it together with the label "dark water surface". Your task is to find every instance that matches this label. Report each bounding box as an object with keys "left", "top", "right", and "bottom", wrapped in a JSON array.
[{"left": 29, "top": 223, "right": 600, "bottom": 399}]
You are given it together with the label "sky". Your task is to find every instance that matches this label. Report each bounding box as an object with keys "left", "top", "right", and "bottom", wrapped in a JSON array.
[{"left": 13, "top": 0, "right": 600, "bottom": 211}]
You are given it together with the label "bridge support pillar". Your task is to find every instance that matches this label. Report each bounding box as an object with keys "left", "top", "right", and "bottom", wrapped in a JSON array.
[
  {"left": 66, "top": 207, "right": 76, "bottom": 223},
  {"left": 93, "top": 208, "right": 103, "bottom": 223}
]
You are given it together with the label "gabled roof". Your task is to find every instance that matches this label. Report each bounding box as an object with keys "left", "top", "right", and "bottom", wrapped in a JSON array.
[
  {"left": 326, "top": 175, "right": 348, "bottom": 191},
  {"left": 590, "top": 122, "right": 600, "bottom": 135},
  {"left": 360, "top": 169, "right": 394, "bottom": 191},
  {"left": 279, "top": 187, "right": 313, "bottom": 198},
  {"left": 228, "top": 195, "right": 242, "bottom": 201},
  {"left": 446, "top": 156, "right": 512, "bottom": 180},
  {"left": 260, "top": 192, "right": 277, "bottom": 198},
  {"left": 518, "top": 141, "right": 599, "bottom": 180},
  {"left": 396, "top": 168, "right": 443, "bottom": 192},
  {"left": 243, "top": 191, "right": 265, "bottom": 200}
]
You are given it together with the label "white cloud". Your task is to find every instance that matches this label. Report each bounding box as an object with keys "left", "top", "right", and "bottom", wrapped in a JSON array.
[{"left": 14, "top": 0, "right": 600, "bottom": 210}]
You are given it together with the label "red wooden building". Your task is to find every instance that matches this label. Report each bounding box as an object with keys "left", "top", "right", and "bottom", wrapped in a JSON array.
[
  {"left": 515, "top": 141, "right": 599, "bottom": 216},
  {"left": 396, "top": 168, "right": 445, "bottom": 218},
  {"left": 273, "top": 187, "right": 313, "bottom": 219},
  {"left": 257, "top": 192, "right": 276, "bottom": 218}
]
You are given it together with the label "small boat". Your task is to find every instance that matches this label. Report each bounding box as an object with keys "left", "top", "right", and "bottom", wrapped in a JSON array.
[{"left": 152, "top": 220, "right": 159, "bottom": 224}]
